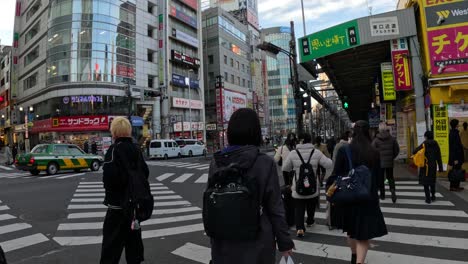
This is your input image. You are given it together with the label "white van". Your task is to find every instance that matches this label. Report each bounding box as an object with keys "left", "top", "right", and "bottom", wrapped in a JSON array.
[
  {"left": 175, "top": 139, "right": 207, "bottom": 157},
  {"left": 149, "top": 139, "right": 181, "bottom": 159}
]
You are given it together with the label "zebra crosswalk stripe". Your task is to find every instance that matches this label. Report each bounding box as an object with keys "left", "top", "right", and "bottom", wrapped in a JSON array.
[
  {"left": 195, "top": 174, "right": 208, "bottom": 183},
  {"left": 0, "top": 165, "right": 13, "bottom": 171},
  {"left": 1, "top": 234, "right": 50, "bottom": 253},
  {"left": 172, "top": 173, "right": 194, "bottom": 183},
  {"left": 156, "top": 173, "right": 175, "bottom": 181}
]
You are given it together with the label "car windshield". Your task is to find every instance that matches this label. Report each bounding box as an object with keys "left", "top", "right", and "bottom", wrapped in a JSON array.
[{"left": 31, "top": 145, "right": 48, "bottom": 154}]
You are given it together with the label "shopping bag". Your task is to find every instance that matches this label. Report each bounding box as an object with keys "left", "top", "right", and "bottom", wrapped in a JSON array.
[{"left": 279, "top": 256, "right": 294, "bottom": 264}]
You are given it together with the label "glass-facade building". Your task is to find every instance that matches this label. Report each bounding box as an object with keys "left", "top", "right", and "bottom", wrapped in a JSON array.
[{"left": 262, "top": 27, "right": 296, "bottom": 135}]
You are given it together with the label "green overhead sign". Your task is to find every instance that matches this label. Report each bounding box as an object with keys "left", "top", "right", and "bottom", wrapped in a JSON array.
[{"left": 299, "top": 20, "right": 360, "bottom": 62}]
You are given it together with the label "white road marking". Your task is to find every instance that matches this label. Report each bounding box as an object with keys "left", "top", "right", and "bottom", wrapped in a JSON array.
[
  {"left": 380, "top": 207, "right": 468, "bottom": 217},
  {"left": 68, "top": 204, "right": 107, "bottom": 210},
  {"left": 56, "top": 173, "right": 86, "bottom": 179},
  {"left": 0, "top": 214, "right": 16, "bottom": 221},
  {"left": 156, "top": 173, "right": 175, "bottom": 181},
  {"left": 195, "top": 173, "right": 208, "bottom": 183},
  {"left": 183, "top": 164, "right": 208, "bottom": 169},
  {"left": 0, "top": 205, "right": 10, "bottom": 211},
  {"left": 172, "top": 173, "right": 194, "bottom": 183},
  {"left": 172, "top": 243, "right": 211, "bottom": 264},
  {"left": 153, "top": 195, "right": 183, "bottom": 200},
  {"left": 0, "top": 234, "right": 50, "bottom": 253},
  {"left": 53, "top": 223, "right": 205, "bottom": 246},
  {"left": 73, "top": 193, "right": 105, "bottom": 197},
  {"left": 79, "top": 181, "right": 102, "bottom": 184},
  {"left": 0, "top": 223, "right": 32, "bottom": 235},
  {"left": 39, "top": 175, "right": 64, "bottom": 179},
  {"left": 154, "top": 201, "right": 191, "bottom": 207},
  {"left": 379, "top": 199, "right": 454, "bottom": 206},
  {"left": 75, "top": 186, "right": 167, "bottom": 192},
  {"left": 67, "top": 207, "right": 202, "bottom": 219},
  {"left": 68, "top": 212, "right": 106, "bottom": 219},
  {"left": 153, "top": 190, "right": 175, "bottom": 195},
  {"left": 0, "top": 165, "right": 13, "bottom": 171},
  {"left": 195, "top": 166, "right": 209, "bottom": 170}
]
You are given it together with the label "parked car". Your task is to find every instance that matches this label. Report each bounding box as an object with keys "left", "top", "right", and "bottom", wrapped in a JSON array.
[
  {"left": 175, "top": 139, "right": 207, "bottom": 157},
  {"left": 15, "top": 144, "right": 104, "bottom": 175},
  {"left": 149, "top": 139, "right": 181, "bottom": 159}
]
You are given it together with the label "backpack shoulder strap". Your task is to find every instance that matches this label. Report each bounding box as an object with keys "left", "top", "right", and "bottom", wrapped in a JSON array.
[
  {"left": 344, "top": 146, "right": 353, "bottom": 170},
  {"left": 296, "top": 149, "right": 306, "bottom": 164},
  {"left": 306, "top": 149, "right": 315, "bottom": 164}
]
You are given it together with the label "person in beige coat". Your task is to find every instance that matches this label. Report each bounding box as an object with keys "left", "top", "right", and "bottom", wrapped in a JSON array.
[
  {"left": 274, "top": 133, "right": 297, "bottom": 185},
  {"left": 283, "top": 133, "right": 333, "bottom": 237}
]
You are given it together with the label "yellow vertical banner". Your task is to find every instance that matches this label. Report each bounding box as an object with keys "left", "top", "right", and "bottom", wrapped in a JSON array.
[{"left": 433, "top": 105, "right": 449, "bottom": 165}]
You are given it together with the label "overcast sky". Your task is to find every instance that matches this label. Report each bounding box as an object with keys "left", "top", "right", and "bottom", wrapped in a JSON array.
[{"left": 0, "top": 0, "right": 397, "bottom": 45}]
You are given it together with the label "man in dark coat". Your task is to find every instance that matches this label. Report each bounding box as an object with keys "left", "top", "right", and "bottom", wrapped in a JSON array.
[
  {"left": 372, "top": 123, "right": 400, "bottom": 203},
  {"left": 91, "top": 141, "right": 98, "bottom": 155},
  {"left": 83, "top": 141, "right": 89, "bottom": 153},
  {"left": 448, "top": 119, "right": 465, "bottom": 191},
  {"left": 413, "top": 131, "right": 443, "bottom": 203}
]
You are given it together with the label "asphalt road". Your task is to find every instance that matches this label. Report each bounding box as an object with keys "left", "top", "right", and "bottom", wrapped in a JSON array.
[{"left": 1, "top": 154, "right": 468, "bottom": 264}]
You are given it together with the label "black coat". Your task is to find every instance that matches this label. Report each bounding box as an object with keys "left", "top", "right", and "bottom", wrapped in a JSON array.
[
  {"left": 102, "top": 137, "right": 149, "bottom": 207},
  {"left": 413, "top": 140, "right": 443, "bottom": 185},
  {"left": 208, "top": 145, "right": 294, "bottom": 264},
  {"left": 327, "top": 145, "right": 387, "bottom": 241},
  {"left": 449, "top": 129, "right": 465, "bottom": 166},
  {"left": 372, "top": 130, "right": 400, "bottom": 168}
]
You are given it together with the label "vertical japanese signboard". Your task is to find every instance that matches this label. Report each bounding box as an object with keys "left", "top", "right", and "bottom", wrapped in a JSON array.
[
  {"left": 390, "top": 38, "right": 412, "bottom": 90},
  {"left": 423, "top": 0, "right": 468, "bottom": 75},
  {"left": 299, "top": 20, "right": 359, "bottom": 61},
  {"left": 433, "top": 105, "right": 449, "bottom": 165},
  {"left": 381, "top": 62, "right": 396, "bottom": 101}
]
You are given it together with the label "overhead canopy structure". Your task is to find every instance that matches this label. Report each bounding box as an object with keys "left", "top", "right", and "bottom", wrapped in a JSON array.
[{"left": 299, "top": 7, "right": 417, "bottom": 121}]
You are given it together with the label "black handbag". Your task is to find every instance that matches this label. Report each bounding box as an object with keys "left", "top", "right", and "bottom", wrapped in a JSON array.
[
  {"left": 448, "top": 169, "right": 466, "bottom": 182},
  {"left": 326, "top": 147, "right": 372, "bottom": 204}
]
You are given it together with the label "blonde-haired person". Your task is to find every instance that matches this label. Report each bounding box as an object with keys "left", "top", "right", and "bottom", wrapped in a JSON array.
[{"left": 100, "top": 117, "right": 149, "bottom": 264}]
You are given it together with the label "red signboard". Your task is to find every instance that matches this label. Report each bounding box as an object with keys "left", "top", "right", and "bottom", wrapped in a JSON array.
[
  {"left": 427, "top": 25, "right": 468, "bottom": 75},
  {"left": 30, "top": 119, "right": 52, "bottom": 133},
  {"left": 181, "top": 0, "right": 197, "bottom": 10},
  {"left": 51, "top": 115, "right": 109, "bottom": 132},
  {"left": 391, "top": 50, "right": 412, "bottom": 90}
]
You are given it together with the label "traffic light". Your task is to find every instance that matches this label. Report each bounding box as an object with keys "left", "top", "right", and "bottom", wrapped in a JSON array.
[
  {"left": 302, "top": 95, "right": 311, "bottom": 113},
  {"left": 343, "top": 101, "right": 349, "bottom": 109}
]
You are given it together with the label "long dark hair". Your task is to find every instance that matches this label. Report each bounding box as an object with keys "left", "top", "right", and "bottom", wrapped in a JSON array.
[
  {"left": 350, "top": 120, "right": 378, "bottom": 167},
  {"left": 284, "top": 132, "right": 297, "bottom": 150},
  {"left": 227, "top": 108, "right": 262, "bottom": 146}
]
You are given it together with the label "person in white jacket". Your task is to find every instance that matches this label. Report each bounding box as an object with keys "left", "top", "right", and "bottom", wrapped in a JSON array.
[
  {"left": 274, "top": 133, "right": 297, "bottom": 185},
  {"left": 283, "top": 132, "right": 333, "bottom": 237}
]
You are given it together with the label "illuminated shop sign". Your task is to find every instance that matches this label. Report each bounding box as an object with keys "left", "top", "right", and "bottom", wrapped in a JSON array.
[
  {"left": 172, "top": 73, "right": 199, "bottom": 89},
  {"left": 171, "top": 50, "right": 200, "bottom": 68},
  {"left": 63, "top": 95, "right": 104, "bottom": 104},
  {"left": 170, "top": 5, "right": 197, "bottom": 28},
  {"left": 172, "top": 28, "right": 199, "bottom": 48}
]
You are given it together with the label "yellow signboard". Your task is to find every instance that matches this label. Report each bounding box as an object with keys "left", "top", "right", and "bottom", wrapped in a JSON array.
[
  {"left": 433, "top": 105, "right": 449, "bottom": 164},
  {"left": 381, "top": 62, "right": 396, "bottom": 101}
]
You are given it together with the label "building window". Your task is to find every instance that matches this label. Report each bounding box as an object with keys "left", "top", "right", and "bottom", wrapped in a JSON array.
[
  {"left": 148, "top": 25, "right": 155, "bottom": 38},
  {"left": 25, "top": 22, "right": 40, "bottom": 44},
  {"left": 248, "top": 80, "right": 251, "bottom": 88},
  {"left": 6, "top": 71, "right": 9, "bottom": 83},
  {"left": 230, "top": 58, "right": 233, "bottom": 67},
  {"left": 24, "top": 72, "right": 38, "bottom": 90},
  {"left": 224, "top": 55, "right": 227, "bottom": 64},
  {"left": 147, "top": 49, "right": 155, "bottom": 62},
  {"left": 230, "top": 74, "right": 234, "bottom": 83},
  {"left": 242, "top": 79, "right": 245, "bottom": 87},
  {"left": 236, "top": 61, "right": 239, "bottom": 70},
  {"left": 224, "top": 72, "right": 228, "bottom": 82},
  {"left": 148, "top": 2, "right": 155, "bottom": 14},
  {"left": 242, "top": 64, "right": 245, "bottom": 72},
  {"left": 148, "top": 75, "right": 155, "bottom": 88},
  {"left": 24, "top": 46, "right": 39, "bottom": 66},
  {"left": 208, "top": 72, "right": 214, "bottom": 82},
  {"left": 237, "top": 77, "right": 240, "bottom": 85},
  {"left": 208, "top": 55, "right": 214, "bottom": 64},
  {"left": 26, "top": 0, "right": 41, "bottom": 22}
]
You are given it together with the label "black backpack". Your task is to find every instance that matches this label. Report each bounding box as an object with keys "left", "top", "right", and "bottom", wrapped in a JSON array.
[
  {"left": 203, "top": 162, "right": 261, "bottom": 241},
  {"left": 119, "top": 144, "right": 154, "bottom": 222},
  {"left": 295, "top": 149, "right": 317, "bottom": 196}
]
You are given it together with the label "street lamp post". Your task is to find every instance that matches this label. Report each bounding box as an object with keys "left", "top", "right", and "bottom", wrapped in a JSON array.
[
  {"left": 257, "top": 21, "right": 303, "bottom": 136},
  {"left": 186, "top": 69, "right": 195, "bottom": 139}
]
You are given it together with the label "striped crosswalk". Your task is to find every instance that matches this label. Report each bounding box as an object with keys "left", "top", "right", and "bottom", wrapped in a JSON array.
[
  {"left": 0, "top": 171, "right": 89, "bottom": 180},
  {"left": 171, "top": 181, "right": 468, "bottom": 263},
  {"left": 52, "top": 181, "right": 205, "bottom": 246},
  {"left": 156, "top": 172, "right": 209, "bottom": 184},
  {"left": 0, "top": 200, "right": 49, "bottom": 253},
  {"left": 146, "top": 161, "right": 210, "bottom": 171}
]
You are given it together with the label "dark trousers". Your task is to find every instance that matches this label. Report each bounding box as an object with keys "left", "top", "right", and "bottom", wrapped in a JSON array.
[
  {"left": 294, "top": 197, "right": 318, "bottom": 230},
  {"left": 379, "top": 168, "right": 396, "bottom": 197},
  {"left": 423, "top": 184, "right": 436, "bottom": 200},
  {"left": 449, "top": 164, "right": 462, "bottom": 188},
  {"left": 316, "top": 166, "right": 326, "bottom": 185},
  {"left": 100, "top": 209, "right": 144, "bottom": 264}
]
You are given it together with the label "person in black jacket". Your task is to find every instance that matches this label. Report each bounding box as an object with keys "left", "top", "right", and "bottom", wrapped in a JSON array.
[
  {"left": 327, "top": 120, "right": 387, "bottom": 264},
  {"left": 448, "top": 119, "right": 465, "bottom": 191},
  {"left": 100, "top": 117, "right": 149, "bottom": 264},
  {"left": 413, "top": 131, "right": 443, "bottom": 203}
]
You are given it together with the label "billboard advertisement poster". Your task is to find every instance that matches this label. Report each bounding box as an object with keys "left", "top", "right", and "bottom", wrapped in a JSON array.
[
  {"left": 172, "top": 97, "right": 203, "bottom": 110},
  {"left": 391, "top": 49, "right": 412, "bottom": 90},
  {"left": 381, "top": 62, "right": 396, "bottom": 101},
  {"left": 427, "top": 25, "right": 468, "bottom": 75},
  {"left": 433, "top": 105, "right": 449, "bottom": 165},
  {"left": 221, "top": 89, "right": 247, "bottom": 124}
]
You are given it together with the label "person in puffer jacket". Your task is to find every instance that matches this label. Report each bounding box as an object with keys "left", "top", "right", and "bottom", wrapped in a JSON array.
[{"left": 283, "top": 132, "right": 333, "bottom": 237}]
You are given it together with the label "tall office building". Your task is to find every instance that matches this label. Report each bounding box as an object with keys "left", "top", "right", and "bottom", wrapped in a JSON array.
[
  {"left": 8, "top": 0, "right": 160, "bottom": 151},
  {"left": 261, "top": 26, "right": 297, "bottom": 136},
  {"left": 0, "top": 46, "right": 12, "bottom": 142},
  {"left": 157, "top": 0, "right": 205, "bottom": 140}
]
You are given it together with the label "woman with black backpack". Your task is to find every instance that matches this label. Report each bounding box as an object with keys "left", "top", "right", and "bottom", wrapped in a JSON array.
[
  {"left": 327, "top": 120, "right": 387, "bottom": 264},
  {"left": 274, "top": 133, "right": 297, "bottom": 185},
  {"left": 204, "top": 108, "right": 294, "bottom": 264}
]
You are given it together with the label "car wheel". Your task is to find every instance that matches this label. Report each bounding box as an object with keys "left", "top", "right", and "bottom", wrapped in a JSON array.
[
  {"left": 164, "top": 154, "right": 168, "bottom": 160},
  {"left": 46, "top": 162, "right": 59, "bottom": 175},
  {"left": 74, "top": 169, "right": 81, "bottom": 173},
  {"left": 30, "top": 169, "right": 40, "bottom": 176},
  {"left": 90, "top": 160, "right": 100, "bottom": 171},
  {"left": 189, "top": 150, "right": 193, "bottom": 157},
  {"left": 178, "top": 153, "right": 182, "bottom": 158}
]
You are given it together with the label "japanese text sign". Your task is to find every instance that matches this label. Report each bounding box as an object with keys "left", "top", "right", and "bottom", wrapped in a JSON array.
[
  {"left": 433, "top": 105, "right": 449, "bottom": 164},
  {"left": 391, "top": 50, "right": 412, "bottom": 90},
  {"left": 427, "top": 25, "right": 468, "bottom": 75},
  {"left": 172, "top": 97, "right": 203, "bottom": 110},
  {"left": 51, "top": 115, "right": 109, "bottom": 132},
  {"left": 299, "top": 20, "right": 359, "bottom": 61},
  {"left": 370, "top": 16, "right": 400, "bottom": 37},
  {"left": 381, "top": 62, "right": 397, "bottom": 101}
]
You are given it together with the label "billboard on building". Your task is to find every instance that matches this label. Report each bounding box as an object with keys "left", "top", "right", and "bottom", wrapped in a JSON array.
[
  {"left": 390, "top": 38, "right": 412, "bottom": 91},
  {"left": 216, "top": 88, "right": 247, "bottom": 127}
]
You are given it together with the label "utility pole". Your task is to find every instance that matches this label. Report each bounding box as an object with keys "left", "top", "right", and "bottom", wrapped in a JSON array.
[
  {"left": 300, "top": 0, "right": 307, "bottom": 36},
  {"left": 290, "top": 21, "right": 303, "bottom": 135}
]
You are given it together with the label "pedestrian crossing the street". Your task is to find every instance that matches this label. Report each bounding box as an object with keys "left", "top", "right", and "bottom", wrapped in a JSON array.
[
  {"left": 146, "top": 161, "right": 210, "bottom": 171},
  {"left": 156, "top": 172, "right": 209, "bottom": 184},
  {"left": 0, "top": 200, "right": 49, "bottom": 253},
  {"left": 52, "top": 181, "right": 205, "bottom": 246},
  {"left": 172, "top": 181, "right": 468, "bottom": 264}
]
